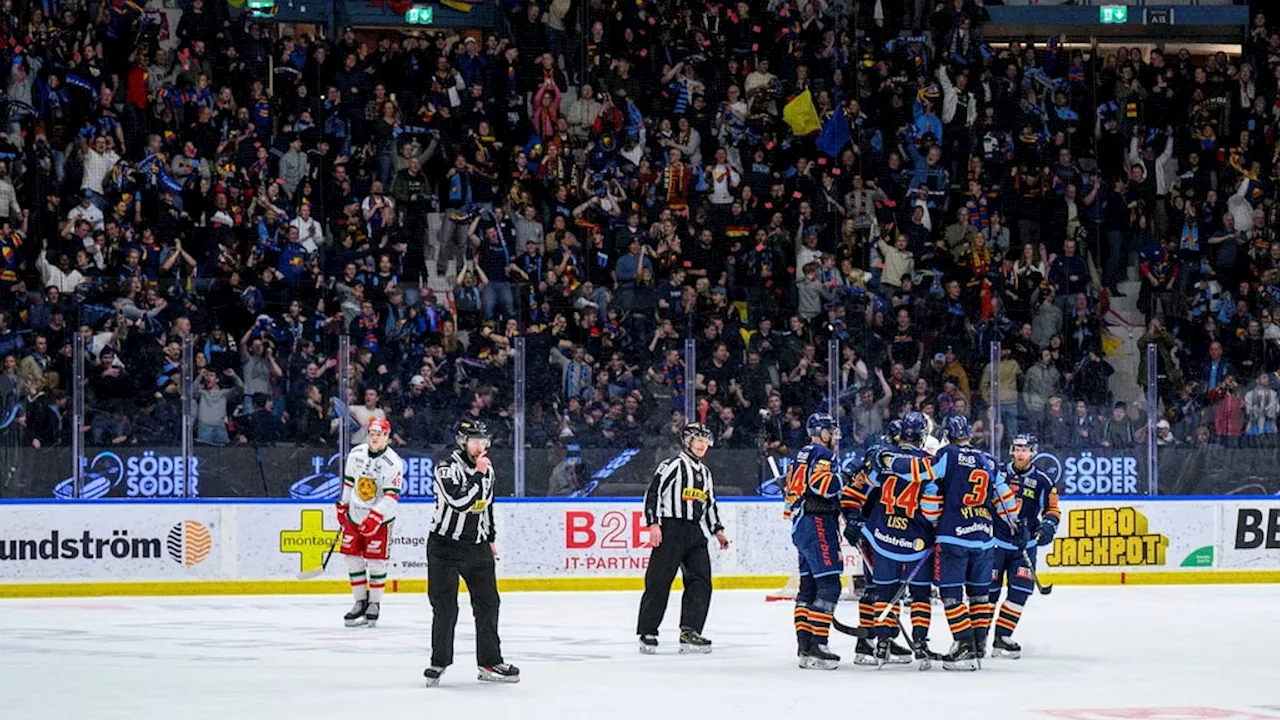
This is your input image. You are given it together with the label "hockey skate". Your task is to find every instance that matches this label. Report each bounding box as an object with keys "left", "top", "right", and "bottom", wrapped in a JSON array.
[
  {"left": 679, "top": 628, "right": 712, "bottom": 654},
  {"left": 363, "top": 602, "right": 380, "bottom": 628},
  {"left": 887, "top": 638, "right": 914, "bottom": 664},
  {"left": 991, "top": 635, "right": 1022, "bottom": 659},
  {"left": 478, "top": 663, "right": 521, "bottom": 683},
  {"left": 343, "top": 600, "right": 368, "bottom": 627},
  {"left": 638, "top": 635, "right": 658, "bottom": 655},
  {"left": 943, "top": 640, "right": 980, "bottom": 672},
  {"left": 798, "top": 643, "right": 840, "bottom": 670},
  {"left": 913, "top": 642, "right": 942, "bottom": 671},
  {"left": 423, "top": 666, "right": 446, "bottom": 687}
]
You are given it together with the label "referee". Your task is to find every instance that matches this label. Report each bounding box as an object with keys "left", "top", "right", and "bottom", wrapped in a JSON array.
[
  {"left": 423, "top": 420, "right": 520, "bottom": 686},
  {"left": 636, "top": 422, "right": 730, "bottom": 655}
]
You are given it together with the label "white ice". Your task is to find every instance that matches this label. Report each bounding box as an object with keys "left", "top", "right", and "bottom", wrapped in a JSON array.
[{"left": 1, "top": 586, "right": 1278, "bottom": 720}]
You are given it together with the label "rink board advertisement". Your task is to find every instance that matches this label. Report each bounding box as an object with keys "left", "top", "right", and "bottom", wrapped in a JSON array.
[{"left": 2, "top": 499, "right": 1280, "bottom": 596}]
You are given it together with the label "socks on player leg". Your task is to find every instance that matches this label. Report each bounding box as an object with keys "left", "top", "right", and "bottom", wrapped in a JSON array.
[
  {"left": 858, "top": 598, "right": 875, "bottom": 629},
  {"left": 943, "top": 600, "right": 974, "bottom": 642},
  {"left": 909, "top": 601, "right": 931, "bottom": 641},
  {"left": 994, "top": 601, "right": 1023, "bottom": 638},
  {"left": 345, "top": 554, "right": 369, "bottom": 602},
  {"left": 794, "top": 605, "right": 816, "bottom": 651},
  {"left": 367, "top": 559, "right": 387, "bottom": 604}
]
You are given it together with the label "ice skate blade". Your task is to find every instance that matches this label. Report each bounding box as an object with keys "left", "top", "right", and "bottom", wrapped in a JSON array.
[
  {"left": 424, "top": 676, "right": 441, "bottom": 688},
  {"left": 344, "top": 618, "right": 367, "bottom": 627},
  {"left": 917, "top": 658, "right": 932, "bottom": 671},
  {"left": 798, "top": 655, "right": 839, "bottom": 670},
  {"left": 943, "top": 659, "right": 979, "bottom": 671},
  {"left": 991, "top": 647, "right": 1021, "bottom": 659},
  {"left": 364, "top": 619, "right": 377, "bottom": 628},
  {"left": 885, "top": 654, "right": 912, "bottom": 665},
  {"left": 423, "top": 668, "right": 445, "bottom": 688},
  {"left": 679, "top": 644, "right": 712, "bottom": 654},
  {"left": 477, "top": 670, "right": 520, "bottom": 684},
  {"left": 638, "top": 643, "right": 657, "bottom": 655},
  {"left": 853, "top": 653, "right": 878, "bottom": 666}
]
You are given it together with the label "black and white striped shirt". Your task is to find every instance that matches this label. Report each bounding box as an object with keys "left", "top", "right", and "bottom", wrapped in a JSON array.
[
  {"left": 430, "top": 450, "right": 496, "bottom": 544},
  {"left": 643, "top": 451, "right": 724, "bottom": 535}
]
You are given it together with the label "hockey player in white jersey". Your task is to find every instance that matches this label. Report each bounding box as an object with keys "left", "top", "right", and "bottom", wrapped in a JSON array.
[{"left": 336, "top": 417, "right": 404, "bottom": 628}]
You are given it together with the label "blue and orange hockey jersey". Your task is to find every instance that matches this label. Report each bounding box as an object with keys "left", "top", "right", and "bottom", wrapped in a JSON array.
[
  {"left": 928, "top": 444, "right": 1018, "bottom": 549},
  {"left": 993, "top": 460, "right": 1061, "bottom": 551},
  {"left": 784, "top": 443, "right": 842, "bottom": 526},
  {"left": 860, "top": 444, "right": 940, "bottom": 562}
]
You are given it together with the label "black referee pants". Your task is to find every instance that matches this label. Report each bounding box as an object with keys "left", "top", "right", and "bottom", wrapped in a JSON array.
[
  {"left": 636, "top": 519, "right": 712, "bottom": 636},
  {"left": 427, "top": 534, "right": 504, "bottom": 668}
]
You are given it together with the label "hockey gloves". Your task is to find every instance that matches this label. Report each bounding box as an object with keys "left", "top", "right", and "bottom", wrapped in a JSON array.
[
  {"left": 358, "top": 510, "right": 386, "bottom": 537},
  {"left": 1016, "top": 521, "right": 1033, "bottom": 549},
  {"left": 843, "top": 519, "right": 865, "bottom": 547},
  {"left": 336, "top": 503, "right": 356, "bottom": 533},
  {"left": 1035, "top": 518, "right": 1059, "bottom": 547}
]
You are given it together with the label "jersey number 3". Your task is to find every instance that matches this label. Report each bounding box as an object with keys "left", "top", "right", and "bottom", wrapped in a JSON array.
[{"left": 962, "top": 469, "right": 990, "bottom": 507}]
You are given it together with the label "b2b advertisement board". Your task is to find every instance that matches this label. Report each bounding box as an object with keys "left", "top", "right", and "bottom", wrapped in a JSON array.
[{"left": 2, "top": 499, "right": 1280, "bottom": 595}]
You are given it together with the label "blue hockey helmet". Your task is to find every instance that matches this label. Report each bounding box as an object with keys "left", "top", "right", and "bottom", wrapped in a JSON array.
[
  {"left": 900, "top": 412, "right": 928, "bottom": 443},
  {"left": 1011, "top": 433, "right": 1039, "bottom": 454},
  {"left": 945, "top": 415, "right": 972, "bottom": 441},
  {"left": 885, "top": 419, "right": 903, "bottom": 442},
  {"left": 807, "top": 412, "right": 840, "bottom": 439}
]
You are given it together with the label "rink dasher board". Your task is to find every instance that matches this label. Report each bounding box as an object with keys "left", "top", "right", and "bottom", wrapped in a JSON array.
[{"left": 1, "top": 498, "right": 1279, "bottom": 597}]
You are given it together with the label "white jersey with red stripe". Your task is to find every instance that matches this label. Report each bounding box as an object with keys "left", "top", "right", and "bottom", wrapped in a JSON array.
[{"left": 341, "top": 444, "right": 404, "bottom": 524}]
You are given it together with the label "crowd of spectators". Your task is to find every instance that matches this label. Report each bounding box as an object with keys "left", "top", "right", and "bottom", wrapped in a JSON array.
[{"left": 0, "top": 0, "right": 1278, "bottom": 476}]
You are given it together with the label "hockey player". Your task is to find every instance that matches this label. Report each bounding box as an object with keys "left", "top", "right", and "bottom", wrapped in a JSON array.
[
  {"left": 986, "top": 433, "right": 1060, "bottom": 659},
  {"left": 637, "top": 422, "right": 729, "bottom": 655},
  {"left": 423, "top": 420, "right": 520, "bottom": 685},
  {"left": 923, "top": 416, "right": 1017, "bottom": 670},
  {"left": 336, "top": 417, "right": 403, "bottom": 628},
  {"left": 859, "top": 412, "right": 941, "bottom": 665},
  {"left": 786, "top": 412, "right": 848, "bottom": 670},
  {"left": 842, "top": 421, "right": 913, "bottom": 666}
]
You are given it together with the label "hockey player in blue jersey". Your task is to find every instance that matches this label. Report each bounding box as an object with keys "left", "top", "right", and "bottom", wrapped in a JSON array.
[
  {"left": 925, "top": 416, "right": 1018, "bottom": 670},
  {"left": 785, "top": 412, "right": 848, "bottom": 670},
  {"left": 859, "top": 412, "right": 942, "bottom": 664},
  {"left": 840, "top": 420, "right": 913, "bottom": 666},
  {"left": 985, "top": 434, "right": 1061, "bottom": 659}
]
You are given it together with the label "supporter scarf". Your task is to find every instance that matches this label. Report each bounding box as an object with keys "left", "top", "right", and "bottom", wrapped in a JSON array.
[{"left": 664, "top": 162, "right": 690, "bottom": 211}]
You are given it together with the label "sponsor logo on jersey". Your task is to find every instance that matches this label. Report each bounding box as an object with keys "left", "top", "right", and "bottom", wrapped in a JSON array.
[
  {"left": 953, "top": 521, "right": 992, "bottom": 537},
  {"left": 52, "top": 451, "right": 200, "bottom": 500},
  {"left": 872, "top": 528, "right": 922, "bottom": 551},
  {"left": 356, "top": 476, "right": 378, "bottom": 502},
  {"left": 1044, "top": 506, "right": 1168, "bottom": 567},
  {"left": 1, "top": 520, "right": 210, "bottom": 566},
  {"left": 681, "top": 487, "right": 708, "bottom": 503}
]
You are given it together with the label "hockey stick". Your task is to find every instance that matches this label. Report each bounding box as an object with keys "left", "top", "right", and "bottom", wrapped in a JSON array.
[
  {"left": 876, "top": 546, "right": 934, "bottom": 622},
  {"left": 993, "top": 500, "right": 1054, "bottom": 596},
  {"left": 297, "top": 530, "right": 342, "bottom": 580}
]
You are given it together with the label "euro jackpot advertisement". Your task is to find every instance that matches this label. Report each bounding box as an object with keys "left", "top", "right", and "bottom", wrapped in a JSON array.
[{"left": 1043, "top": 503, "right": 1215, "bottom": 573}]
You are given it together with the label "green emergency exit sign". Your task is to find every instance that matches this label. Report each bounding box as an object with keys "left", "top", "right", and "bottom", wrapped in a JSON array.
[
  {"left": 1099, "top": 6, "right": 1128, "bottom": 24},
  {"left": 405, "top": 5, "right": 434, "bottom": 24}
]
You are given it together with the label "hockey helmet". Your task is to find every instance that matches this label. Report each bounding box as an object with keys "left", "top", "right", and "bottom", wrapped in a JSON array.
[
  {"left": 806, "top": 412, "right": 840, "bottom": 440},
  {"left": 900, "top": 412, "right": 927, "bottom": 443},
  {"left": 682, "top": 422, "right": 714, "bottom": 449},
  {"left": 944, "top": 415, "right": 972, "bottom": 441},
  {"left": 456, "top": 419, "right": 492, "bottom": 449},
  {"left": 367, "top": 417, "right": 391, "bottom": 436},
  {"left": 1011, "top": 433, "right": 1039, "bottom": 455}
]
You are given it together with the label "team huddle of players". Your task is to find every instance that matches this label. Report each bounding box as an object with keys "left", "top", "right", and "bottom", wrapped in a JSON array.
[{"left": 784, "top": 411, "right": 1061, "bottom": 671}]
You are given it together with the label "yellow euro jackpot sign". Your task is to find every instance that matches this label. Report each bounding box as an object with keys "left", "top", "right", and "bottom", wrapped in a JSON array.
[{"left": 1044, "top": 506, "right": 1169, "bottom": 568}]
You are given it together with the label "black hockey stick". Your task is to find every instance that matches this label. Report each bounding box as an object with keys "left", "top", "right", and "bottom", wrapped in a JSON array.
[{"left": 298, "top": 531, "right": 342, "bottom": 580}]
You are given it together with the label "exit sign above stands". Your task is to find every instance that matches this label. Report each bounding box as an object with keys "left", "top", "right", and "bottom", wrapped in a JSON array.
[
  {"left": 405, "top": 5, "right": 434, "bottom": 24},
  {"left": 1099, "top": 5, "right": 1128, "bottom": 24}
]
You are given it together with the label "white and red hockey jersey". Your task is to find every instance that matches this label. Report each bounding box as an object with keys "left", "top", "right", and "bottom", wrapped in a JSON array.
[{"left": 340, "top": 444, "right": 404, "bottom": 526}]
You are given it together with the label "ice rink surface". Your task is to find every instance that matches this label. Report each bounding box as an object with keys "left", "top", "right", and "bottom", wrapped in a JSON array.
[{"left": 2, "top": 585, "right": 1278, "bottom": 720}]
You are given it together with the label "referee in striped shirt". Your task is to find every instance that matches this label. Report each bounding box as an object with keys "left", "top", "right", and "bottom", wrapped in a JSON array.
[
  {"left": 636, "top": 422, "right": 730, "bottom": 655},
  {"left": 423, "top": 420, "right": 519, "bottom": 686}
]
